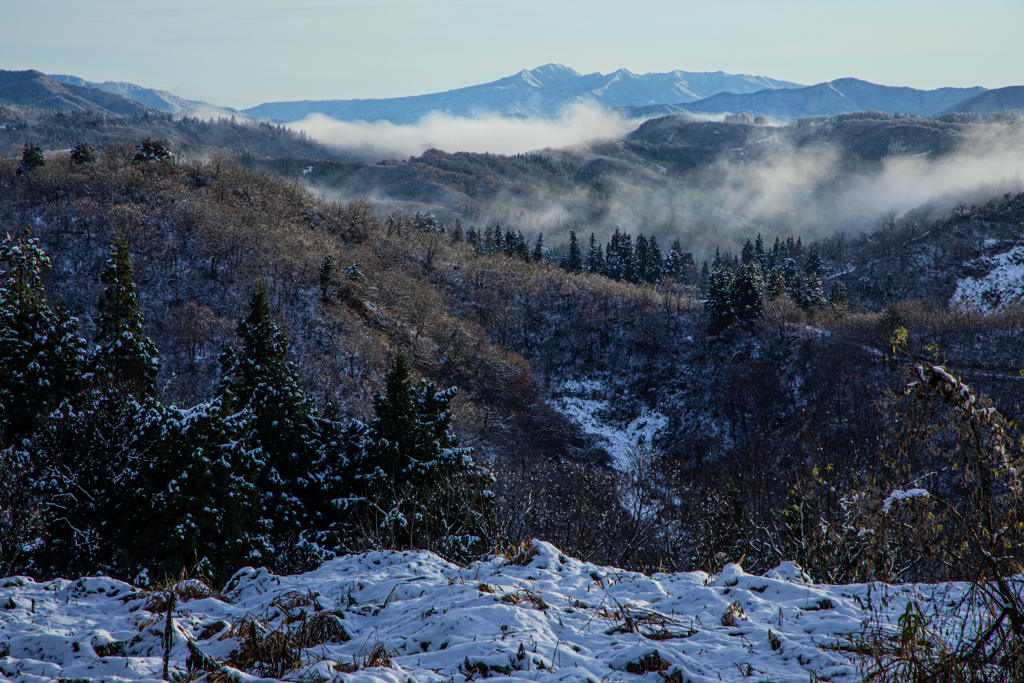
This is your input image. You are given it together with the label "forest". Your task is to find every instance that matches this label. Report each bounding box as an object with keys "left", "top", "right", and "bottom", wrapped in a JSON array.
[{"left": 1, "top": 127, "right": 1022, "bottom": 678}]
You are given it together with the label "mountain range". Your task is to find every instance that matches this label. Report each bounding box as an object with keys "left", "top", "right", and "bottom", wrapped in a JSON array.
[
  {"left": 241, "top": 64, "right": 804, "bottom": 123},
  {"left": 3, "top": 65, "right": 1024, "bottom": 127}
]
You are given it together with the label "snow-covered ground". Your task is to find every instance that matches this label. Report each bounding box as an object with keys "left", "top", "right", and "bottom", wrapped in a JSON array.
[
  {"left": 549, "top": 380, "right": 667, "bottom": 470},
  {"left": 953, "top": 244, "right": 1024, "bottom": 310},
  {"left": 0, "top": 541, "right": 958, "bottom": 683}
]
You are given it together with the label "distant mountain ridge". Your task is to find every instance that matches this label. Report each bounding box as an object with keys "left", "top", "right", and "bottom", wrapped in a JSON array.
[
  {"left": 48, "top": 74, "right": 198, "bottom": 113},
  {"left": 939, "top": 85, "right": 1024, "bottom": 115},
  {"left": 675, "top": 78, "right": 987, "bottom": 119},
  {"left": 241, "top": 64, "right": 805, "bottom": 123},
  {"left": 0, "top": 70, "right": 155, "bottom": 116}
]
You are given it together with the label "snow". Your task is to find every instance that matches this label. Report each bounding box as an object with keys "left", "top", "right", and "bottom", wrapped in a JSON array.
[
  {"left": 952, "top": 244, "right": 1024, "bottom": 310},
  {"left": 882, "top": 488, "right": 930, "bottom": 513},
  {"left": 549, "top": 380, "right": 668, "bottom": 470},
  {"left": 0, "top": 541, "right": 972, "bottom": 683}
]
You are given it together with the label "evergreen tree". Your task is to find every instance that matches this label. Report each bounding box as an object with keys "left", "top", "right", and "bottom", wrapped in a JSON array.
[
  {"left": 740, "top": 239, "right": 756, "bottom": 265},
  {"left": 118, "top": 397, "right": 263, "bottom": 583},
  {"left": 70, "top": 141, "right": 96, "bottom": 165},
  {"left": 765, "top": 267, "right": 787, "bottom": 300},
  {"left": 731, "top": 262, "right": 766, "bottom": 324},
  {"left": 803, "top": 247, "right": 822, "bottom": 277},
  {"left": 705, "top": 260, "right": 736, "bottom": 333},
  {"left": 700, "top": 260, "right": 710, "bottom": 293},
  {"left": 132, "top": 137, "right": 173, "bottom": 164},
  {"left": 218, "top": 283, "right": 350, "bottom": 572},
  {"left": 681, "top": 251, "right": 697, "bottom": 285},
  {"left": 647, "top": 235, "right": 664, "bottom": 283},
  {"left": 354, "top": 354, "right": 493, "bottom": 561},
  {"left": 665, "top": 239, "right": 685, "bottom": 281},
  {"left": 792, "top": 271, "right": 828, "bottom": 313},
  {"left": 94, "top": 235, "right": 160, "bottom": 398},
  {"left": 560, "top": 230, "right": 583, "bottom": 273},
  {"left": 0, "top": 230, "right": 88, "bottom": 447},
  {"left": 828, "top": 280, "right": 848, "bottom": 311},
  {"left": 532, "top": 233, "right": 545, "bottom": 262},
  {"left": 466, "top": 226, "right": 479, "bottom": 251},
  {"left": 451, "top": 219, "right": 464, "bottom": 242},
  {"left": 585, "top": 233, "right": 604, "bottom": 274},
  {"left": 15, "top": 143, "right": 44, "bottom": 176},
  {"left": 483, "top": 226, "right": 494, "bottom": 254},
  {"left": 493, "top": 224, "right": 503, "bottom": 252},
  {"left": 633, "top": 234, "right": 650, "bottom": 282}
]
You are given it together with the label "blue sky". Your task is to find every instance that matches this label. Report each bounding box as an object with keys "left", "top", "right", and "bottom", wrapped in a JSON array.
[{"left": 2, "top": 0, "right": 1022, "bottom": 109}]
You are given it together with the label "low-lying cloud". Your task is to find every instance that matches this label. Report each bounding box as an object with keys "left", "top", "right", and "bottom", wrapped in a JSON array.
[{"left": 289, "top": 104, "right": 641, "bottom": 158}]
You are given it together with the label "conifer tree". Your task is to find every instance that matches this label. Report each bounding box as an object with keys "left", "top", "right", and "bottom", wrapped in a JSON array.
[
  {"left": 803, "top": 247, "right": 822, "bottom": 277},
  {"left": 634, "top": 235, "right": 650, "bottom": 283},
  {"left": 354, "top": 354, "right": 492, "bottom": 560},
  {"left": 740, "top": 239, "right": 756, "bottom": 265},
  {"left": 466, "top": 226, "right": 479, "bottom": 251},
  {"left": 451, "top": 219, "right": 463, "bottom": 242},
  {"left": 828, "top": 280, "right": 848, "bottom": 311},
  {"left": 532, "top": 233, "right": 544, "bottom": 262},
  {"left": 70, "top": 141, "right": 96, "bottom": 165},
  {"left": 647, "top": 235, "right": 664, "bottom": 283},
  {"left": 15, "top": 143, "right": 44, "bottom": 176},
  {"left": 94, "top": 235, "right": 160, "bottom": 398},
  {"left": 218, "top": 282, "right": 350, "bottom": 571},
  {"left": 0, "top": 230, "right": 88, "bottom": 446},
  {"left": 705, "top": 260, "right": 736, "bottom": 333},
  {"left": 731, "top": 262, "right": 766, "bottom": 324},
  {"left": 560, "top": 230, "right": 583, "bottom": 272},
  {"left": 585, "top": 233, "right": 604, "bottom": 274}
]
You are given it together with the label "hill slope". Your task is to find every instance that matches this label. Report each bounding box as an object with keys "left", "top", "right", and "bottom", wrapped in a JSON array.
[
  {"left": 681, "top": 78, "right": 986, "bottom": 119},
  {"left": 48, "top": 74, "right": 199, "bottom": 113},
  {"left": 0, "top": 69, "right": 155, "bottom": 116},
  {"left": 242, "top": 64, "right": 803, "bottom": 123},
  {"left": 940, "top": 85, "right": 1024, "bottom": 115}
]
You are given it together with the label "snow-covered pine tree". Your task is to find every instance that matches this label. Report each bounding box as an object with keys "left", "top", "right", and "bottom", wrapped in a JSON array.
[
  {"left": 560, "top": 230, "right": 583, "bottom": 273},
  {"left": 585, "top": 233, "right": 604, "bottom": 274},
  {"left": 705, "top": 259, "right": 736, "bottom": 333},
  {"left": 532, "top": 233, "right": 545, "bottom": 262},
  {"left": 647, "top": 235, "right": 664, "bottom": 283},
  {"left": 15, "top": 143, "right": 44, "bottom": 176},
  {"left": 94, "top": 235, "right": 160, "bottom": 398},
  {"left": 218, "top": 282, "right": 351, "bottom": 572},
  {"left": 0, "top": 230, "right": 88, "bottom": 447},
  {"left": 117, "top": 396, "right": 264, "bottom": 583},
  {"left": 353, "top": 354, "right": 493, "bottom": 561},
  {"left": 633, "top": 234, "right": 650, "bottom": 283},
  {"left": 731, "top": 262, "right": 766, "bottom": 325}
]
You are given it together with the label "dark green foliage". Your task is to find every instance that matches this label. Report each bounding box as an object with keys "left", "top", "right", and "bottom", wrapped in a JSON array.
[
  {"left": 560, "top": 230, "right": 583, "bottom": 272},
  {"left": 94, "top": 235, "right": 160, "bottom": 398},
  {"left": 218, "top": 282, "right": 351, "bottom": 572},
  {"left": 119, "top": 396, "right": 263, "bottom": 583},
  {"left": 532, "top": 233, "right": 544, "bottom": 262},
  {"left": 69, "top": 141, "right": 96, "bottom": 165},
  {"left": 451, "top": 219, "right": 464, "bottom": 242},
  {"left": 705, "top": 259, "right": 736, "bottom": 333},
  {"left": 354, "top": 354, "right": 493, "bottom": 561},
  {"left": 828, "top": 281, "right": 848, "bottom": 310},
  {"left": 131, "top": 137, "right": 173, "bottom": 164},
  {"left": 732, "top": 262, "right": 766, "bottom": 324},
  {"left": 15, "top": 142, "right": 44, "bottom": 176},
  {"left": 585, "top": 233, "right": 604, "bottom": 274},
  {"left": 0, "top": 230, "right": 88, "bottom": 446}
]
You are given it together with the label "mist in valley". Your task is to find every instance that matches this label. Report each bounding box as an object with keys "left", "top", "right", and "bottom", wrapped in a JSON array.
[{"left": 292, "top": 108, "right": 1024, "bottom": 259}]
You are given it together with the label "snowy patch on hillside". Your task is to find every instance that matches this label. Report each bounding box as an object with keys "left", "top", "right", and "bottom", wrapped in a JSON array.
[
  {"left": 953, "top": 244, "right": 1024, "bottom": 310},
  {"left": 550, "top": 380, "right": 667, "bottom": 469},
  {"left": 0, "top": 541, "right": 972, "bottom": 683}
]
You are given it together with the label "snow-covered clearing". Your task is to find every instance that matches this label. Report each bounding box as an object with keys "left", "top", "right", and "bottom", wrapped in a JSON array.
[
  {"left": 953, "top": 244, "right": 1024, "bottom": 310},
  {"left": 0, "top": 541, "right": 969, "bottom": 683},
  {"left": 549, "top": 381, "right": 667, "bottom": 470}
]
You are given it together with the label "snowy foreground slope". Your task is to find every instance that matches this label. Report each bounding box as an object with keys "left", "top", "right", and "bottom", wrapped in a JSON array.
[{"left": 0, "top": 541, "right": 960, "bottom": 683}]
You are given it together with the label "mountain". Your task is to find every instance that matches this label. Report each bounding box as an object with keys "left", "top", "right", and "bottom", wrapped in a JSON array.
[
  {"left": 0, "top": 69, "right": 155, "bottom": 116},
  {"left": 940, "top": 85, "right": 1024, "bottom": 115},
  {"left": 48, "top": 74, "right": 198, "bottom": 113},
  {"left": 242, "top": 63, "right": 803, "bottom": 123},
  {"left": 678, "top": 78, "right": 987, "bottom": 119}
]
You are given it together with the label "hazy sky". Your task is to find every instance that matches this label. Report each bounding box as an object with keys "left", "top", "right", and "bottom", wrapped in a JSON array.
[{"left": 3, "top": 0, "right": 1022, "bottom": 109}]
